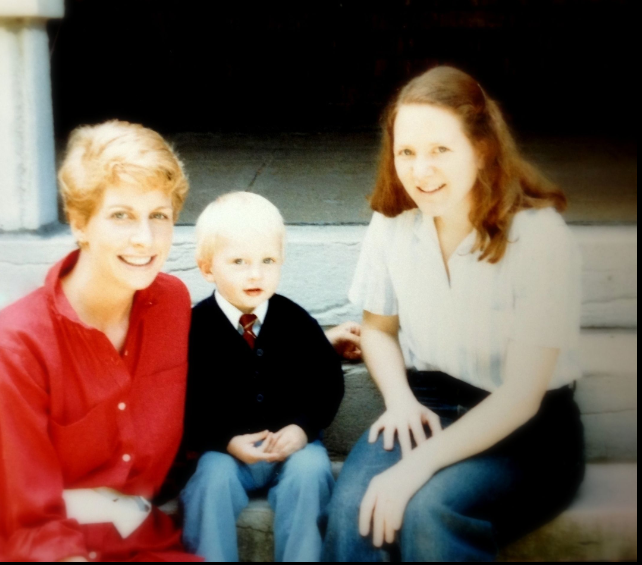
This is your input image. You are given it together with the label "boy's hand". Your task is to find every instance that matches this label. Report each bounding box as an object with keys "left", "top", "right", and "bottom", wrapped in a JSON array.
[
  {"left": 325, "top": 321, "right": 362, "bottom": 360},
  {"left": 263, "top": 425, "right": 308, "bottom": 459},
  {"left": 227, "top": 431, "right": 284, "bottom": 465}
]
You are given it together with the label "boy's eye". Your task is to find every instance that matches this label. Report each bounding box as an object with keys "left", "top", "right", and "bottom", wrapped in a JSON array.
[
  {"left": 112, "top": 211, "right": 129, "bottom": 220},
  {"left": 233, "top": 259, "right": 244, "bottom": 265},
  {"left": 436, "top": 146, "right": 450, "bottom": 154},
  {"left": 151, "top": 212, "right": 170, "bottom": 220},
  {"left": 263, "top": 258, "right": 275, "bottom": 264}
]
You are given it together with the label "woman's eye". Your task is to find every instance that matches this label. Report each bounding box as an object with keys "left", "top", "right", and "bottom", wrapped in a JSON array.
[
  {"left": 399, "top": 148, "right": 414, "bottom": 156},
  {"left": 151, "top": 212, "right": 170, "bottom": 220},
  {"left": 436, "top": 146, "right": 450, "bottom": 154},
  {"left": 233, "top": 259, "right": 244, "bottom": 265},
  {"left": 112, "top": 211, "right": 129, "bottom": 220}
]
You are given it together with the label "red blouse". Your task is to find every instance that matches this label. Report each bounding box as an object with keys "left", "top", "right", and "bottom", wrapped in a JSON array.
[{"left": 0, "top": 251, "right": 201, "bottom": 562}]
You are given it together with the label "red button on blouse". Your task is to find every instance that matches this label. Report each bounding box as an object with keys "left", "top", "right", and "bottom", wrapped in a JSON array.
[{"left": 0, "top": 251, "right": 201, "bottom": 562}]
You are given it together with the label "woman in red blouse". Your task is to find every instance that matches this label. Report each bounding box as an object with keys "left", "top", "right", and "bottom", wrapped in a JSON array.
[{"left": 0, "top": 121, "right": 202, "bottom": 562}]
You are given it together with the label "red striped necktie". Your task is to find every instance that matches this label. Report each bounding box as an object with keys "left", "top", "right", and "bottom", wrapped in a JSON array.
[{"left": 240, "top": 314, "right": 258, "bottom": 349}]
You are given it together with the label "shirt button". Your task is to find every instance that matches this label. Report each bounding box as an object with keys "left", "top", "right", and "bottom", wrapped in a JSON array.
[
  {"left": 122, "top": 454, "right": 132, "bottom": 462},
  {"left": 257, "top": 394, "right": 264, "bottom": 403},
  {"left": 256, "top": 349, "right": 264, "bottom": 357},
  {"left": 88, "top": 552, "right": 98, "bottom": 560},
  {"left": 118, "top": 402, "right": 127, "bottom": 411}
]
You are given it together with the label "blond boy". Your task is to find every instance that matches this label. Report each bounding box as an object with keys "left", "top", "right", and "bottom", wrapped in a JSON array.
[{"left": 180, "top": 192, "right": 346, "bottom": 562}]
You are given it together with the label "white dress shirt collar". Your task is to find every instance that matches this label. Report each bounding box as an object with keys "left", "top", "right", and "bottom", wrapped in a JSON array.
[{"left": 215, "top": 291, "right": 269, "bottom": 336}]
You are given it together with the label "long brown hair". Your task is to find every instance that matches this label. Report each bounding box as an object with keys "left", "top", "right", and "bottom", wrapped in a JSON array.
[{"left": 370, "top": 66, "right": 567, "bottom": 263}]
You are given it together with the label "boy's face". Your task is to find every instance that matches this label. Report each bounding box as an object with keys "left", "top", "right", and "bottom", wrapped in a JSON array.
[{"left": 201, "top": 230, "right": 283, "bottom": 314}]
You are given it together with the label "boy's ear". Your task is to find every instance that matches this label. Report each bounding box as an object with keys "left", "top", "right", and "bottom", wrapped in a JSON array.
[{"left": 197, "top": 258, "right": 217, "bottom": 283}]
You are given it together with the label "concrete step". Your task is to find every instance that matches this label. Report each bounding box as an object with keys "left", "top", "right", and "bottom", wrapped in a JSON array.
[
  {"left": 0, "top": 224, "right": 636, "bottom": 329},
  {"left": 326, "top": 331, "right": 637, "bottom": 462},
  {"left": 219, "top": 462, "right": 637, "bottom": 562}
]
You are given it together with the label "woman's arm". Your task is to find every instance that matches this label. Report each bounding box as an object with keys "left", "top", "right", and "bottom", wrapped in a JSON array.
[
  {"left": 0, "top": 345, "right": 89, "bottom": 562},
  {"left": 359, "top": 338, "right": 559, "bottom": 547},
  {"left": 361, "top": 311, "right": 442, "bottom": 456}
]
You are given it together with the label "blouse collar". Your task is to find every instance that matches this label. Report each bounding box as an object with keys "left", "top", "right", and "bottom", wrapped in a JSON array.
[{"left": 413, "top": 210, "right": 477, "bottom": 258}]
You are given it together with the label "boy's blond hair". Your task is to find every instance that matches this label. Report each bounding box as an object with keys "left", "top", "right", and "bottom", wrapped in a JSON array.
[
  {"left": 195, "top": 192, "right": 286, "bottom": 266},
  {"left": 58, "top": 120, "right": 189, "bottom": 225}
]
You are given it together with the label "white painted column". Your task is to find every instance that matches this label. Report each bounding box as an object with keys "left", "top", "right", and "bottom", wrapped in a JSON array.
[{"left": 0, "top": 0, "right": 64, "bottom": 231}]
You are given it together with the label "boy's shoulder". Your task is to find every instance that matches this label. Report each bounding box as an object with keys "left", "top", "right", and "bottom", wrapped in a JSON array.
[{"left": 265, "top": 294, "right": 319, "bottom": 327}]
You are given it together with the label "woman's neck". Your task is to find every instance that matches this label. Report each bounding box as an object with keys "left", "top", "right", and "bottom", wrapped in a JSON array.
[
  {"left": 433, "top": 204, "right": 474, "bottom": 263},
  {"left": 61, "top": 251, "right": 135, "bottom": 331}
]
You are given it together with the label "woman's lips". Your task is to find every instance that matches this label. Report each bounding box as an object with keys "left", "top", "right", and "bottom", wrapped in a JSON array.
[
  {"left": 417, "top": 183, "right": 446, "bottom": 194},
  {"left": 119, "top": 255, "right": 156, "bottom": 267}
]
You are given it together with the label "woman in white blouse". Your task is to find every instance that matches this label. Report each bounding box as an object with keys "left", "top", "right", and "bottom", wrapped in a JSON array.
[{"left": 322, "top": 66, "right": 585, "bottom": 562}]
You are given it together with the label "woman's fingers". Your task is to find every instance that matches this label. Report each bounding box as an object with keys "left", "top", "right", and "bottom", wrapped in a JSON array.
[
  {"left": 372, "top": 493, "right": 386, "bottom": 547},
  {"left": 382, "top": 422, "right": 397, "bottom": 451},
  {"left": 359, "top": 487, "right": 377, "bottom": 537},
  {"left": 422, "top": 407, "right": 443, "bottom": 434},
  {"left": 384, "top": 500, "right": 395, "bottom": 543},
  {"left": 397, "top": 426, "right": 413, "bottom": 458},
  {"left": 410, "top": 418, "right": 428, "bottom": 447},
  {"left": 368, "top": 416, "right": 385, "bottom": 443}
]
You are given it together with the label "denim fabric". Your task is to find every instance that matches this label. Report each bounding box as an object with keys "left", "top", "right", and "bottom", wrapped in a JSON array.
[
  {"left": 322, "top": 372, "right": 585, "bottom": 562},
  {"left": 181, "top": 440, "right": 334, "bottom": 562}
]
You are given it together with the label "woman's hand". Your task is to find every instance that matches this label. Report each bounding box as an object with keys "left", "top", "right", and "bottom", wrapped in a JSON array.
[
  {"left": 359, "top": 459, "right": 432, "bottom": 547},
  {"left": 325, "top": 321, "right": 362, "bottom": 360},
  {"left": 369, "top": 395, "right": 442, "bottom": 458}
]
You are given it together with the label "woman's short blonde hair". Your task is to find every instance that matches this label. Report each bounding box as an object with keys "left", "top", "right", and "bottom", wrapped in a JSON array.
[
  {"left": 195, "top": 192, "right": 286, "bottom": 266},
  {"left": 58, "top": 120, "right": 189, "bottom": 225}
]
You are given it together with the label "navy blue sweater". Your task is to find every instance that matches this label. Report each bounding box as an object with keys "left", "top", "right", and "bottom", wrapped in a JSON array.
[{"left": 183, "top": 293, "right": 345, "bottom": 454}]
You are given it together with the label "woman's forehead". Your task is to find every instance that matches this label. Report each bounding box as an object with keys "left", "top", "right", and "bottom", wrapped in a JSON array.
[
  {"left": 100, "top": 184, "right": 173, "bottom": 208},
  {"left": 394, "top": 103, "right": 466, "bottom": 145}
]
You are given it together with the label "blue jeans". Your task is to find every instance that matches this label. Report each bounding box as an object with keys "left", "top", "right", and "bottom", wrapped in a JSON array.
[
  {"left": 180, "top": 439, "right": 334, "bottom": 562},
  {"left": 322, "top": 372, "right": 585, "bottom": 562}
]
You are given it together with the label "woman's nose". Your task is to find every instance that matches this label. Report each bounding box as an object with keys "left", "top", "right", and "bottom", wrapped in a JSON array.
[
  {"left": 130, "top": 219, "right": 153, "bottom": 247},
  {"left": 414, "top": 158, "right": 437, "bottom": 179}
]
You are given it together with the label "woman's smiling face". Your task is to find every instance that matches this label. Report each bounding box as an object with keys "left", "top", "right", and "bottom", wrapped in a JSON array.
[
  {"left": 71, "top": 184, "right": 175, "bottom": 293},
  {"left": 393, "top": 103, "right": 481, "bottom": 222}
]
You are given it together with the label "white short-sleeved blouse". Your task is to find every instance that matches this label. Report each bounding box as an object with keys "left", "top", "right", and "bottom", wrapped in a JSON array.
[{"left": 349, "top": 207, "right": 582, "bottom": 392}]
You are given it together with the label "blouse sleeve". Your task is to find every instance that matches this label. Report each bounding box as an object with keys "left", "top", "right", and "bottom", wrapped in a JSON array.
[
  {"left": 511, "top": 209, "right": 582, "bottom": 350},
  {"left": 0, "top": 343, "right": 88, "bottom": 562},
  {"left": 349, "top": 212, "right": 399, "bottom": 316}
]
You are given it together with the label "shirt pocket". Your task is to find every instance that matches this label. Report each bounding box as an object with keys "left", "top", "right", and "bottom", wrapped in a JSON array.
[{"left": 49, "top": 400, "right": 120, "bottom": 485}]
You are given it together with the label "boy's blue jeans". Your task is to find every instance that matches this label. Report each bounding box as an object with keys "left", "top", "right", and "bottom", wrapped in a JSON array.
[
  {"left": 180, "top": 439, "right": 334, "bottom": 562},
  {"left": 321, "top": 371, "right": 585, "bottom": 562}
]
